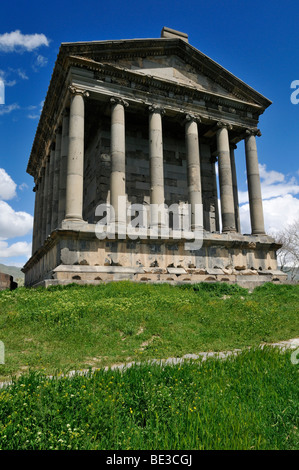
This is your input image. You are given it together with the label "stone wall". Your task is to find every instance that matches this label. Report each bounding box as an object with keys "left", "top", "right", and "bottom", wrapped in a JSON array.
[
  {"left": 0, "top": 272, "right": 17, "bottom": 291},
  {"left": 83, "top": 110, "right": 219, "bottom": 229}
]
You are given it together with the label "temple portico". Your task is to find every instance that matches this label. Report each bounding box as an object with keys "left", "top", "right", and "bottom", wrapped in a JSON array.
[{"left": 23, "top": 27, "right": 285, "bottom": 287}]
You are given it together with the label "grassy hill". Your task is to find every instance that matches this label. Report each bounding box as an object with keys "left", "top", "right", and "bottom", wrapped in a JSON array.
[
  {"left": 0, "top": 281, "right": 298, "bottom": 381},
  {"left": 0, "top": 281, "right": 298, "bottom": 450}
]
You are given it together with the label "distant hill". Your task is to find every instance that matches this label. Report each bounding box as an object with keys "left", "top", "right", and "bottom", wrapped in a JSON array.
[{"left": 0, "top": 263, "right": 24, "bottom": 286}]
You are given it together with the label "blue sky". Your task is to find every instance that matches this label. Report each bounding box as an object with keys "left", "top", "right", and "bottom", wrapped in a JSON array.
[{"left": 0, "top": 0, "right": 299, "bottom": 266}]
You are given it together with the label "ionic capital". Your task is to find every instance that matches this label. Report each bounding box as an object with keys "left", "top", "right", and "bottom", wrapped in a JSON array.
[
  {"left": 245, "top": 128, "right": 262, "bottom": 137},
  {"left": 148, "top": 104, "right": 165, "bottom": 115},
  {"left": 184, "top": 113, "right": 201, "bottom": 125},
  {"left": 110, "top": 97, "right": 129, "bottom": 108},
  {"left": 68, "top": 85, "right": 89, "bottom": 99},
  {"left": 216, "top": 121, "right": 233, "bottom": 131}
]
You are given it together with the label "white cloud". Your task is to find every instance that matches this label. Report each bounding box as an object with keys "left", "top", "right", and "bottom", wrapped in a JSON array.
[
  {"left": 0, "top": 240, "right": 31, "bottom": 259},
  {"left": 35, "top": 54, "right": 48, "bottom": 68},
  {"left": 27, "top": 100, "right": 44, "bottom": 119},
  {"left": 0, "top": 68, "right": 28, "bottom": 88},
  {"left": 0, "top": 169, "right": 33, "bottom": 267},
  {"left": 0, "top": 168, "right": 17, "bottom": 200},
  {"left": 4, "top": 80, "right": 16, "bottom": 87},
  {"left": 238, "top": 163, "right": 299, "bottom": 234},
  {"left": 0, "top": 30, "right": 49, "bottom": 52},
  {"left": 0, "top": 200, "right": 33, "bottom": 240},
  {"left": 15, "top": 69, "right": 28, "bottom": 80},
  {"left": 238, "top": 164, "right": 299, "bottom": 204},
  {"left": 0, "top": 103, "right": 20, "bottom": 115},
  {"left": 19, "top": 183, "right": 29, "bottom": 191},
  {"left": 240, "top": 195, "right": 299, "bottom": 235},
  {"left": 27, "top": 114, "right": 40, "bottom": 119},
  {"left": 0, "top": 169, "right": 33, "bottom": 241}
]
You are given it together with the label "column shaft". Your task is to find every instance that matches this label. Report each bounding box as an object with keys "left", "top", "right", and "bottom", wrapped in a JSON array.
[
  {"left": 46, "top": 149, "right": 55, "bottom": 237},
  {"left": 211, "top": 156, "right": 220, "bottom": 232},
  {"left": 42, "top": 160, "right": 49, "bottom": 243},
  {"left": 245, "top": 132, "right": 265, "bottom": 234},
  {"left": 110, "top": 98, "right": 127, "bottom": 227},
  {"left": 65, "top": 88, "right": 88, "bottom": 220},
  {"left": 32, "top": 184, "right": 39, "bottom": 254},
  {"left": 58, "top": 113, "right": 69, "bottom": 225},
  {"left": 185, "top": 115, "right": 203, "bottom": 230},
  {"left": 51, "top": 130, "right": 62, "bottom": 231},
  {"left": 149, "top": 106, "right": 165, "bottom": 227},
  {"left": 216, "top": 125, "right": 236, "bottom": 232},
  {"left": 230, "top": 145, "right": 241, "bottom": 232},
  {"left": 37, "top": 169, "right": 45, "bottom": 248}
]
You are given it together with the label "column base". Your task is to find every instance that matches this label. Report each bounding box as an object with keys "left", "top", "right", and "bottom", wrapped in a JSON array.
[{"left": 61, "top": 218, "right": 88, "bottom": 230}]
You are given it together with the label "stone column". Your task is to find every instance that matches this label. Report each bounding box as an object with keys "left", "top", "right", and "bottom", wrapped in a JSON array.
[
  {"left": 32, "top": 183, "right": 39, "bottom": 254},
  {"left": 230, "top": 144, "right": 241, "bottom": 233},
  {"left": 37, "top": 168, "right": 45, "bottom": 248},
  {"left": 184, "top": 113, "right": 203, "bottom": 230},
  {"left": 211, "top": 154, "right": 220, "bottom": 232},
  {"left": 65, "top": 86, "right": 89, "bottom": 221},
  {"left": 110, "top": 97, "right": 128, "bottom": 228},
  {"left": 58, "top": 111, "right": 69, "bottom": 225},
  {"left": 216, "top": 122, "right": 236, "bottom": 232},
  {"left": 42, "top": 158, "right": 50, "bottom": 242},
  {"left": 245, "top": 129, "right": 265, "bottom": 235},
  {"left": 149, "top": 105, "right": 165, "bottom": 228},
  {"left": 51, "top": 128, "right": 62, "bottom": 231},
  {"left": 46, "top": 147, "right": 55, "bottom": 237}
]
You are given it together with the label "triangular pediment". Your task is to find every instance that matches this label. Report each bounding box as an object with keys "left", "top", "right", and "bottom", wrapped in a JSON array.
[
  {"left": 102, "top": 54, "right": 237, "bottom": 101},
  {"left": 60, "top": 38, "right": 271, "bottom": 109}
]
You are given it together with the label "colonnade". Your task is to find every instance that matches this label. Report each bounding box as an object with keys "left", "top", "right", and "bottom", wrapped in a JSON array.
[{"left": 31, "top": 86, "right": 265, "bottom": 254}]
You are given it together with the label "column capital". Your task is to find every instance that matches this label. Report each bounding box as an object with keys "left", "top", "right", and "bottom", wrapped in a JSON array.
[
  {"left": 245, "top": 128, "right": 262, "bottom": 137},
  {"left": 110, "top": 96, "right": 129, "bottom": 107},
  {"left": 68, "top": 85, "right": 89, "bottom": 99},
  {"left": 230, "top": 143, "right": 237, "bottom": 150},
  {"left": 148, "top": 104, "right": 165, "bottom": 115},
  {"left": 216, "top": 120, "right": 233, "bottom": 131},
  {"left": 184, "top": 113, "right": 201, "bottom": 125}
]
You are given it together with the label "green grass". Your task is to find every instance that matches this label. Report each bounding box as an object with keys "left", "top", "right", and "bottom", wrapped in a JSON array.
[
  {"left": 0, "top": 281, "right": 298, "bottom": 381},
  {"left": 0, "top": 348, "right": 298, "bottom": 450}
]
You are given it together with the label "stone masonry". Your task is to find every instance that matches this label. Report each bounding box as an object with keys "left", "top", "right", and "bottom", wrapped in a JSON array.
[{"left": 0, "top": 272, "right": 17, "bottom": 291}]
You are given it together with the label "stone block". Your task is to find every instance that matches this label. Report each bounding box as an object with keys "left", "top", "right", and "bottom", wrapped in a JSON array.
[
  {"left": 0, "top": 272, "right": 17, "bottom": 291},
  {"left": 167, "top": 267, "right": 187, "bottom": 274}
]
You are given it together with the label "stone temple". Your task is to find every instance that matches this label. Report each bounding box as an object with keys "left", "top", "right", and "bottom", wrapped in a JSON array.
[{"left": 23, "top": 27, "right": 286, "bottom": 287}]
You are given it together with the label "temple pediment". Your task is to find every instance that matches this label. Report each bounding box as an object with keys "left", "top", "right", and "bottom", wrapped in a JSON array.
[
  {"left": 59, "top": 37, "right": 271, "bottom": 109},
  {"left": 103, "top": 54, "right": 241, "bottom": 101}
]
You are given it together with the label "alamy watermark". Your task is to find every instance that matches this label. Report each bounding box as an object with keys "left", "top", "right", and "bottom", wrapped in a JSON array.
[
  {"left": 0, "top": 341, "right": 4, "bottom": 365},
  {"left": 290, "top": 80, "right": 299, "bottom": 104},
  {"left": 94, "top": 197, "right": 204, "bottom": 250},
  {"left": 0, "top": 78, "right": 4, "bottom": 105},
  {"left": 291, "top": 347, "right": 299, "bottom": 365}
]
